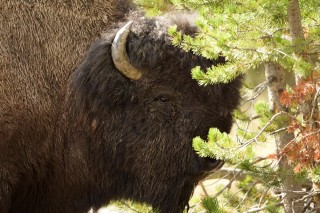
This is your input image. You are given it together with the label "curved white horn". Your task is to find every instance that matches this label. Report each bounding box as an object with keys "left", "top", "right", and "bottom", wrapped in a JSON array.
[{"left": 111, "top": 21, "right": 142, "bottom": 80}]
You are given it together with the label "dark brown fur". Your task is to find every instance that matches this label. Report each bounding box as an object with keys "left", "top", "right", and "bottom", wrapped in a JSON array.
[{"left": 0, "top": 2, "right": 242, "bottom": 213}]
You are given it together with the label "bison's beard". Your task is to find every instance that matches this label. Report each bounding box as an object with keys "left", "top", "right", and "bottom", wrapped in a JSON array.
[
  {"left": 107, "top": 121, "right": 219, "bottom": 213},
  {"left": 114, "top": 163, "right": 202, "bottom": 213},
  {"left": 143, "top": 177, "right": 198, "bottom": 213},
  {"left": 83, "top": 107, "right": 224, "bottom": 212}
]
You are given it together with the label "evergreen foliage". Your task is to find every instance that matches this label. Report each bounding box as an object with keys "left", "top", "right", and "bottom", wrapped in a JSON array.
[
  {"left": 193, "top": 128, "right": 245, "bottom": 163},
  {"left": 138, "top": 0, "right": 319, "bottom": 80},
  {"left": 124, "top": 0, "right": 320, "bottom": 212},
  {"left": 201, "top": 196, "right": 225, "bottom": 213}
]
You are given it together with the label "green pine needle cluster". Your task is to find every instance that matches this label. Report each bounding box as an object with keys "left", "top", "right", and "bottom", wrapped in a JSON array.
[
  {"left": 201, "top": 196, "right": 225, "bottom": 213},
  {"left": 192, "top": 128, "right": 245, "bottom": 164},
  {"left": 254, "top": 101, "right": 291, "bottom": 132},
  {"left": 112, "top": 200, "right": 154, "bottom": 212},
  {"left": 134, "top": 0, "right": 174, "bottom": 16},
  {"left": 309, "top": 167, "right": 320, "bottom": 184}
]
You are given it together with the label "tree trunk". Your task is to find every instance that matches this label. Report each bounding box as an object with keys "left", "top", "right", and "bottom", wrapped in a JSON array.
[
  {"left": 287, "top": 0, "right": 304, "bottom": 44},
  {"left": 265, "top": 62, "right": 304, "bottom": 213},
  {"left": 288, "top": 0, "right": 312, "bottom": 117},
  {"left": 288, "top": 1, "right": 320, "bottom": 209}
]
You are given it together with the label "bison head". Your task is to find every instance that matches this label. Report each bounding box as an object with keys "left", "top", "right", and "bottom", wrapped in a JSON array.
[{"left": 69, "top": 15, "right": 242, "bottom": 213}]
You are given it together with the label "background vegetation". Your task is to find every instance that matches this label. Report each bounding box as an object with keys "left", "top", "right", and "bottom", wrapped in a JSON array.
[{"left": 111, "top": 0, "right": 320, "bottom": 212}]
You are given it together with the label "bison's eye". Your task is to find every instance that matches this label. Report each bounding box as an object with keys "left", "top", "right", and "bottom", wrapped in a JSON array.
[
  {"left": 154, "top": 95, "right": 170, "bottom": 102},
  {"left": 152, "top": 87, "right": 176, "bottom": 103}
]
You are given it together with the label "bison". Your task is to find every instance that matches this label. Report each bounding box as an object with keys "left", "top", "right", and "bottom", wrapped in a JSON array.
[{"left": 0, "top": 1, "right": 242, "bottom": 213}]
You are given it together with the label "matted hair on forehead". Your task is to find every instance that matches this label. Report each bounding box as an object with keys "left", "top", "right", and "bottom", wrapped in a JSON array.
[
  {"left": 124, "top": 12, "right": 199, "bottom": 39},
  {"left": 155, "top": 12, "right": 199, "bottom": 36}
]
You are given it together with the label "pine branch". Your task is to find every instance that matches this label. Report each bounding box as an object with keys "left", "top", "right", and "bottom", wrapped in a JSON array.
[
  {"left": 239, "top": 111, "right": 290, "bottom": 148},
  {"left": 242, "top": 81, "right": 268, "bottom": 104},
  {"left": 205, "top": 168, "right": 246, "bottom": 181},
  {"left": 243, "top": 202, "right": 284, "bottom": 213},
  {"left": 235, "top": 180, "right": 259, "bottom": 209}
]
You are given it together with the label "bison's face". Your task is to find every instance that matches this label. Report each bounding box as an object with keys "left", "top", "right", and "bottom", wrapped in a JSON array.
[
  {"left": 71, "top": 16, "right": 241, "bottom": 213},
  {"left": 115, "top": 20, "right": 240, "bottom": 173},
  {"left": 111, "top": 19, "right": 241, "bottom": 211}
]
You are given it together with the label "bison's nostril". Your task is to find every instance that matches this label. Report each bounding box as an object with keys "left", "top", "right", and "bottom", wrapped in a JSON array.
[{"left": 203, "top": 157, "right": 224, "bottom": 171}]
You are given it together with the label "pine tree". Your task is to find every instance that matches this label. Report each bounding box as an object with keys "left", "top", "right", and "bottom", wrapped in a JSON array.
[{"left": 132, "top": 0, "right": 320, "bottom": 212}]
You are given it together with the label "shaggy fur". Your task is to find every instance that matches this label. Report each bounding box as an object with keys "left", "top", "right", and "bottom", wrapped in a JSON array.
[{"left": 0, "top": 2, "right": 242, "bottom": 213}]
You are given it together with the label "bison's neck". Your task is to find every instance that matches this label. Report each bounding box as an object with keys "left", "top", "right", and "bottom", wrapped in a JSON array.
[{"left": 8, "top": 119, "right": 95, "bottom": 213}]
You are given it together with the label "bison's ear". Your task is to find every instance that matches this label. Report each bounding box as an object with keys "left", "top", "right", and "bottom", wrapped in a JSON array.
[
  {"left": 70, "top": 37, "right": 134, "bottom": 113},
  {"left": 111, "top": 21, "right": 142, "bottom": 80}
]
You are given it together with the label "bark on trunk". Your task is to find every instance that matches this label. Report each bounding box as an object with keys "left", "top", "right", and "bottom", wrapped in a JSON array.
[
  {"left": 288, "top": 1, "right": 320, "bottom": 209},
  {"left": 288, "top": 0, "right": 313, "bottom": 119},
  {"left": 265, "top": 62, "right": 304, "bottom": 213}
]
